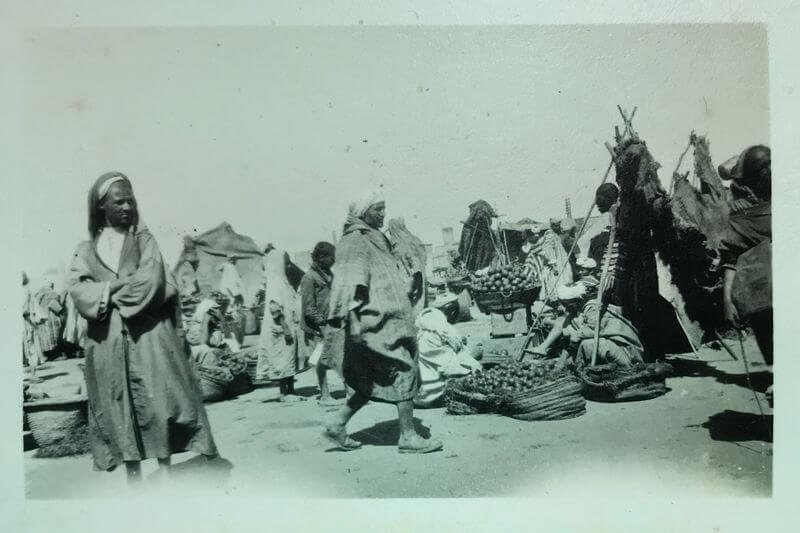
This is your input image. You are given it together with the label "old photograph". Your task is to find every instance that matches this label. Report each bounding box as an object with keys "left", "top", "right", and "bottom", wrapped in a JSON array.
[{"left": 19, "top": 23, "right": 772, "bottom": 502}]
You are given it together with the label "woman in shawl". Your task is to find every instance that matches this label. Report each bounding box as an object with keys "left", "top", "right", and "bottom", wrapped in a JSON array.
[
  {"left": 68, "top": 172, "right": 218, "bottom": 481},
  {"left": 386, "top": 218, "right": 428, "bottom": 315},
  {"left": 324, "top": 193, "right": 443, "bottom": 454},
  {"left": 256, "top": 248, "right": 305, "bottom": 402}
]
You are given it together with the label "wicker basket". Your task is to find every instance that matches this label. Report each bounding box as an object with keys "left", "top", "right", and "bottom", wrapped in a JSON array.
[
  {"left": 471, "top": 286, "right": 540, "bottom": 315},
  {"left": 196, "top": 366, "right": 232, "bottom": 402},
  {"left": 24, "top": 395, "right": 89, "bottom": 457},
  {"left": 499, "top": 375, "right": 586, "bottom": 421},
  {"left": 444, "top": 385, "right": 497, "bottom": 415},
  {"left": 227, "top": 371, "right": 253, "bottom": 397},
  {"left": 580, "top": 362, "right": 673, "bottom": 403},
  {"left": 481, "top": 351, "right": 512, "bottom": 368}
]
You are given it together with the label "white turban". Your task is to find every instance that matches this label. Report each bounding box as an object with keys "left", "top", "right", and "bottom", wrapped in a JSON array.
[
  {"left": 556, "top": 283, "right": 587, "bottom": 302},
  {"left": 576, "top": 257, "right": 597, "bottom": 270},
  {"left": 348, "top": 191, "right": 385, "bottom": 219},
  {"left": 97, "top": 176, "right": 125, "bottom": 201}
]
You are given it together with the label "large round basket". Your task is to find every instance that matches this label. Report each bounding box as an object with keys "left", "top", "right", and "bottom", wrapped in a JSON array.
[
  {"left": 470, "top": 286, "right": 540, "bottom": 315},
  {"left": 580, "top": 362, "right": 673, "bottom": 403},
  {"left": 499, "top": 375, "right": 586, "bottom": 421},
  {"left": 444, "top": 385, "right": 497, "bottom": 415},
  {"left": 23, "top": 395, "right": 89, "bottom": 457},
  {"left": 228, "top": 371, "right": 253, "bottom": 397},
  {"left": 196, "top": 367, "right": 232, "bottom": 402}
]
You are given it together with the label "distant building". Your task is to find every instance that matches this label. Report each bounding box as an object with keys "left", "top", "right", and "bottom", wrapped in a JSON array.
[{"left": 442, "top": 227, "right": 455, "bottom": 246}]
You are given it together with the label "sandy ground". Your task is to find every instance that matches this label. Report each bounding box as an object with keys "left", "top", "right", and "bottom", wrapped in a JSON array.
[{"left": 24, "top": 313, "right": 772, "bottom": 499}]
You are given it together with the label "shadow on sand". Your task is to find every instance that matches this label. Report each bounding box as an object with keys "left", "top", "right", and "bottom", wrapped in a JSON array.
[
  {"left": 350, "top": 417, "right": 432, "bottom": 446},
  {"left": 145, "top": 455, "right": 234, "bottom": 487},
  {"left": 700, "top": 410, "right": 772, "bottom": 443},
  {"left": 668, "top": 357, "right": 772, "bottom": 394}
]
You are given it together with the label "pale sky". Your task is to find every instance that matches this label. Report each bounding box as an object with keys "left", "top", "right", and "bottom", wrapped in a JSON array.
[{"left": 22, "top": 24, "right": 768, "bottom": 278}]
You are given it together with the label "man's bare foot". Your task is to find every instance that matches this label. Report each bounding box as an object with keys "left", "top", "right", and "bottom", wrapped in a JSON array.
[
  {"left": 398, "top": 434, "right": 443, "bottom": 454},
  {"left": 318, "top": 395, "right": 339, "bottom": 407},
  {"left": 323, "top": 425, "right": 362, "bottom": 451}
]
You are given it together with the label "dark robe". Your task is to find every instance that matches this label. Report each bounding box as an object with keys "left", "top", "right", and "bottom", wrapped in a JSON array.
[
  {"left": 69, "top": 226, "right": 217, "bottom": 471},
  {"left": 718, "top": 201, "right": 772, "bottom": 364}
]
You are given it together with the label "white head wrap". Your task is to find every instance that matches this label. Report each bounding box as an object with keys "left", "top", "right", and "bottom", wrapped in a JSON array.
[
  {"left": 348, "top": 191, "right": 385, "bottom": 219},
  {"left": 576, "top": 257, "right": 597, "bottom": 270},
  {"left": 97, "top": 176, "right": 125, "bottom": 201},
  {"left": 556, "top": 283, "right": 587, "bottom": 302}
]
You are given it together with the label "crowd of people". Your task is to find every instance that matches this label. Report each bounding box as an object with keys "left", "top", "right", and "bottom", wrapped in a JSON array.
[{"left": 23, "top": 139, "right": 772, "bottom": 482}]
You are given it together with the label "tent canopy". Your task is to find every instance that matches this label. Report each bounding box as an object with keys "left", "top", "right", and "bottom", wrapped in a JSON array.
[{"left": 178, "top": 222, "right": 265, "bottom": 306}]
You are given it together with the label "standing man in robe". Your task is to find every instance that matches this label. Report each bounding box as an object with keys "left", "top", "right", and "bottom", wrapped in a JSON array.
[
  {"left": 324, "top": 192, "right": 442, "bottom": 454},
  {"left": 68, "top": 172, "right": 217, "bottom": 482}
]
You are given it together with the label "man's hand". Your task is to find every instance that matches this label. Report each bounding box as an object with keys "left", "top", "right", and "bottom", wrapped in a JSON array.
[
  {"left": 348, "top": 310, "right": 364, "bottom": 345},
  {"left": 408, "top": 272, "right": 423, "bottom": 305},
  {"left": 109, "top": 275, "right": 133, "bottom": 295},
  {"left": 724, "top": 299, "right": 742, "bottom": 329}
]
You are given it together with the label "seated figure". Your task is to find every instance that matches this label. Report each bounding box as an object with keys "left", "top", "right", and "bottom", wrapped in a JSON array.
[
  {"left": 413, "top": 308, "right": 483, "bottom": 408},
  {"left": 526, "top": 257, "right": 601, "bottom": 358}
]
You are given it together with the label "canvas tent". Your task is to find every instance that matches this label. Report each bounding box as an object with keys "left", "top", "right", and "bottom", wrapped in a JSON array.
[
  {"left": 458, "top": 200, "right": 500, "bottom": 271},
  {"left": 176, "top": 222, "right": 264, "bottom": 306}
]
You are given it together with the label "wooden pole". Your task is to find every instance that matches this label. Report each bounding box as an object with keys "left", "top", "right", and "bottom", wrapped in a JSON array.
[
  {"left": 713, "top": 330, "right": 739, "bottom": 361},
  {"left": 591, "top": 204, "right": 618, "bottom": 366},
  {"left": 516, "top": 156, "right": 615, "bottom": 360},
  {"left": 670, "top": 302, "right": 700, "bottom": 359},
  {"left": 670, "top": 135, "right": 694, "bottom": 195}
]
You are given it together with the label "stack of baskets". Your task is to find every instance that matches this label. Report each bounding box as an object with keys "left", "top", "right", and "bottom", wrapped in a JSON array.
[
  {"left": 23, "top": 395, "right": 90, "bottom": 457},
  {"left": 580, "top": 361, "right": 674, "bottom": 402}
]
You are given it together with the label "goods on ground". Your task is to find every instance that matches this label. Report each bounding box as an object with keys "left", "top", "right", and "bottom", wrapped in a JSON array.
[
  {"left": 24, "top": 395, "right": 90, "bottom": 458},
  {"left": 195, "top": 350, "right": 252, "bottom": 402},
  {"left": 580, "top": 361, "right": 673, "bottom": 402},
  {"left": 445, "top": 360, "right": 586, "bottom": 421}
]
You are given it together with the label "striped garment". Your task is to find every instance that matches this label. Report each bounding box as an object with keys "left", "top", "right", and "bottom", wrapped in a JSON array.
[{"left": 523, "top": 230, "right": 574, "bottom": 302}]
